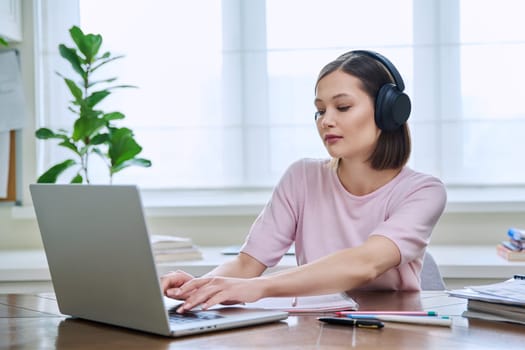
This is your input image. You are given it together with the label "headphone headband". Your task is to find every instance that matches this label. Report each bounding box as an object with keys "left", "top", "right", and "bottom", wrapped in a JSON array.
[{"left": 350, "top": 50, "right": 406, "bottom": 91}]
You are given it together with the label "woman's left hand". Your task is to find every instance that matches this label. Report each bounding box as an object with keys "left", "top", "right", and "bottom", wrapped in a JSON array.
[{"left": 172, "top": 276, "right": 266, "bottom": 313}]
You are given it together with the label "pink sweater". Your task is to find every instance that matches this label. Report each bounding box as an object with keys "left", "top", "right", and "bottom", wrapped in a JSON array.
[{"left": 241, "top": 158, "right": 447, "bottom": 290}]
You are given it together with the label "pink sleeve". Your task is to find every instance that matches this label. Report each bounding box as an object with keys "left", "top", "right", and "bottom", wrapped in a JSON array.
[
  {"left": 240, "top": 161, "right": 304, "bottom": 267},
  {"left": 372, "top": 176, "right": 447, "bottom": 265}
]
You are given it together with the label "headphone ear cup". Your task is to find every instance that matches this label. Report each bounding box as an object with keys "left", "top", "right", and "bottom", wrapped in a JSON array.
[{"left": 375, "top": 83, "right": 411, "bottom": 131}]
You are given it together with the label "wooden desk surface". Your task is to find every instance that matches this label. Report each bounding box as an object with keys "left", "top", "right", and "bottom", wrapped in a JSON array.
[{"left": 0, "top": 291, "right": 523, "bottom": 349}]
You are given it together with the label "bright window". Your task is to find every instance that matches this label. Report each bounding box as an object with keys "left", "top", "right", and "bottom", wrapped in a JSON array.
[{"left": 36, "top": 0, "right": 525, "bottom": 192}]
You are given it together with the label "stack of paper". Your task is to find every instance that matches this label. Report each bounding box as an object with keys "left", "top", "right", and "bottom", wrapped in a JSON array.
[
  {"left": 150, "top": 234, "right": 203, "bottom": 263},
  {"left": 447, "top": 276, "right": 525, "bottom": 325}
]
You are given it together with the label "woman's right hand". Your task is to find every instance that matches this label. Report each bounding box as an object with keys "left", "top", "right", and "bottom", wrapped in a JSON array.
[{"left": 160, "top": 270, "right": 195, "bottom": 299}]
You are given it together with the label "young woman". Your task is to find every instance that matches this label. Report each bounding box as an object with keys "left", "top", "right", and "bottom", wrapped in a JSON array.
[{"left": 161, "top": 50, "right": 447, "bottom": 313}]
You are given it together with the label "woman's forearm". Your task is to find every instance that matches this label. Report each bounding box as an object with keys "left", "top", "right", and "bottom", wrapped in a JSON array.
[
  {"left": 260, "top": 236, "right": 400, "bottom": 297},
  {"left": 205, "top": 252, "right": 267, "bottom": 279},
  {"left": 260, "top": 250, "right": 373, "bottom": 297}
]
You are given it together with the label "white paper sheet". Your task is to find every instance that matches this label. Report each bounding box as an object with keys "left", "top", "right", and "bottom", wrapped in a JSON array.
[
  {"left": 469, "top": 278, "right": 525, "bottom": 302},
  {"left": 448, "top": 278, "right": 525, "bottom": 306}
]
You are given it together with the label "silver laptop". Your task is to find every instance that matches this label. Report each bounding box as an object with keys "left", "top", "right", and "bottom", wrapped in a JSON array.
[{"left": 30, "top": 184, "right": 288, "bottom": 337}]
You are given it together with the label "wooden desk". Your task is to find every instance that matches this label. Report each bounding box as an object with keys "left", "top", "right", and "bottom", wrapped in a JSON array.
[{"left": 0, "top": 291, "right": 522, "bottom": 349}]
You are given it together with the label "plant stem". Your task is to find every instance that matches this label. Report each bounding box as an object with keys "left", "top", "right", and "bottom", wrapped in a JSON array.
[
  {"left": 83, "top": 62, "right": 91, "bottom": 184},
  {"left": 85, "top": 152, "right": 90, "bottom": 183},
  {"left": 80, "top": 152, "right": 90, "bottom": 184},
  {"left": 84, "top": 61, "right": 91, "bottom": 92}
]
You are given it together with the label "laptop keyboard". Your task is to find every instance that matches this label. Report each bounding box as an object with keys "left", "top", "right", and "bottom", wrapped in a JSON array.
[{"left": 168, "top": 309, "right": 224, "bottom": 324}]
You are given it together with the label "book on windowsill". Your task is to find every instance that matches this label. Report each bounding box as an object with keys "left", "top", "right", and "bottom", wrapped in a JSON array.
[
  {"left": 153, "top": 248, "right": 203, "bottom": 262},
  {"left": 496, "top": 243, "right": 525, "bottom": 261},
  {"left": 150, "top": 234, "right": 194, "bottom": 249},
  {"left": 497, "top": 228, "right": 525, "bottom": 261},
  {"left": 149, "top": 234, "right": 203, "bottom": 262}
]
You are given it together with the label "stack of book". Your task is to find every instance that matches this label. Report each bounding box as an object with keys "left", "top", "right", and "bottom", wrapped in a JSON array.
[
  {"left": 496, "top": 228, "right": 525, "bottom": 261},
  {"left": 448, "top": 276, "right": 525, "bottom": 325},
  {"left": 149, "top": 234, "right": 203, "bottom": 263}
]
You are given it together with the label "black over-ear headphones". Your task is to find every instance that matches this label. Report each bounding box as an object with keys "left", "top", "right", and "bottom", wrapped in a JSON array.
[{"left": 351, "top": 50, "right": 411, "bottom": 131}]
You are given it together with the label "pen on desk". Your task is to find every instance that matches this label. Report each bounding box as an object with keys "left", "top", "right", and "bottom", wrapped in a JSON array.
[
  {"left": 318, "top": 317, "right": 384, "bottom": 329},
  {"left": 335, "top": 311, "right": 438, "bottom": 316},
  {"left": 345, "top": 315, "right": 452, "bottom": 327}
]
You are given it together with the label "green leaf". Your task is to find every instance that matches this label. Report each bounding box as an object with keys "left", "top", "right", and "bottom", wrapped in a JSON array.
[
  {"left": 111, "top": 157, "right": 152, "bottom": 174},
  {"left": 35, "top": 128, "right": 56, "bottom": 139},
  {"left": 72, "top": 117, "right": 106, "bottom": 141},
  {"left": 0, "top": 37, "right": 8, "bottom": 46},
  {"left": 71, "top": 174, "right": 83, "bottom": 183},
  {"left": 37, "top": 159, "right": 77, "bottom": 183},
  {"left": 90, "top": 133, "right": 109, "bottom": 145},
  {"left": 103, "top": 112, "right": 125, "bottom": 122},
  {"left": 85, "top": 90, "right": 110, "bottom": 108},
  {"left": 58, "top": 44, "right": 86, "bottom": 80},
  {"left": 64, "top": 78, "right": 83, "bottom": 102},
  {"left": 83, "top": 34, "right": 103, "bottom": 62},
  {"left": 78, "top": 145, "right": 89, "bottom": 156},
  {"left": 107, "top": 84, "right": 138, "bottom": 90},
  {"left": 69, "top": 26, "right": 102, "bottom": 63},
  {"left": 55, "top": 71, "right": 83, "bottom": 89},
  {"left": 58, "top": 139, "right": 80, "bottom": 155},
  {"left": 87, "top": 77, "right": 118, "bottom": 88},
  {"left": 68, "top": 106, "right": 79, "bottom": 115},
  {"left": 129, "top": 158, "right": 151, "bottom": 168},
  {"left": 108, "top": 127, "right": 142, "bottom": 167},
  {"left": 79, "top": 106, "right": 102, "bottom": 119},
  {"left": 35, "top": 128, "right": 68, "bottom": 140},
  {"left": 91, "top": 55, "right": 125, "bottom": 72},
  {"left": 69, "top": 26, "right": 85, "bottom": 50},
  {"left": 92, "top": 147, "right": 106, "bottom": 159}
]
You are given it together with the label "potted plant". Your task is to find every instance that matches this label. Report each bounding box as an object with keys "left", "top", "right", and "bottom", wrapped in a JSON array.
[
  {"left": 0, "top": 37, "right": 7, "bottom": 46},
  {"left": 35, "top": 26, "right": 151, "bottom": 184}
]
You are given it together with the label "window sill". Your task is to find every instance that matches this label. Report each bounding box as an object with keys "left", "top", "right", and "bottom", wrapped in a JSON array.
[
  {"left": 10, "top": 186, "right": 525, "bottom": 219},
  {"left": 445, "top": 185, "right": 525, "bottom": 213},
  {"left": 11, "top": 188, "right": 272, "bottom": 219},
  {"left": 0, "top": 245, "right": 523, "bottom": 283}
]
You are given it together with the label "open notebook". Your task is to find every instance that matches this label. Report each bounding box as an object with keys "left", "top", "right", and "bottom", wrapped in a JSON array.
[{"left": 244, "top": 293, "right": 358, "bottom": 314}]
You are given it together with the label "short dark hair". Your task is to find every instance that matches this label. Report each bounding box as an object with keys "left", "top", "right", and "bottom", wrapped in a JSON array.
[{"left": 316, "top": 51, "right": 411, "bottom": 170}]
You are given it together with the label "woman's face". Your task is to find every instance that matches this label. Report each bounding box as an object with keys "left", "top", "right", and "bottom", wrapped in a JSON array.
[{"left": 314, "top": 70, "right": 380, "bottom": 163}]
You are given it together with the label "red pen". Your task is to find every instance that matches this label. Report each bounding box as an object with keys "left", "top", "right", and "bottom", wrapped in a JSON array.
[{"left": 335, "top": 311, "right": 438, "bottom": 316}]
